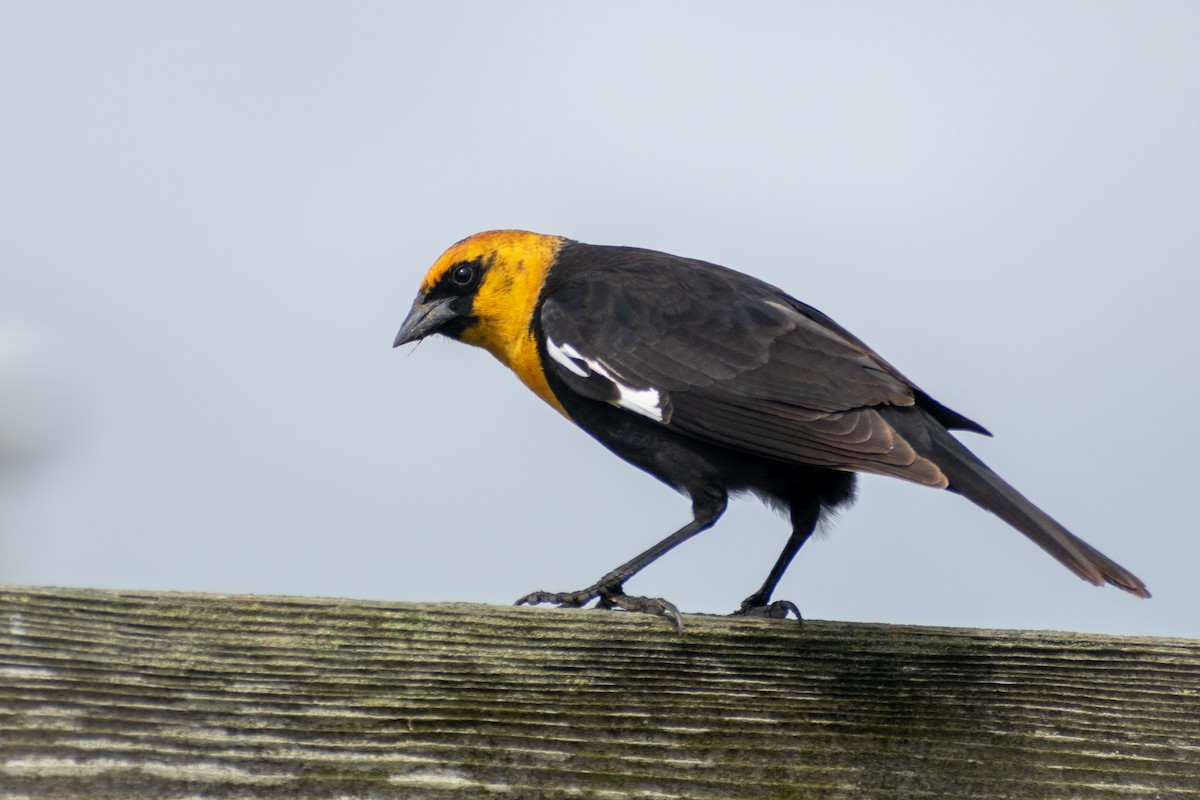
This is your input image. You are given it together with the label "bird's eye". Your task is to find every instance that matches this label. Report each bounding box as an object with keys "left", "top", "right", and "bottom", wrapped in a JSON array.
[{"left": 451, "top": 263, "right": 476, "bottom": 287}]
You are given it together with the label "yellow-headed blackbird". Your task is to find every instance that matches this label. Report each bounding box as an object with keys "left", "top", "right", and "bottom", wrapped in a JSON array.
[{"left": 394, "top": 230, "right": 1149, "bottom": 622}]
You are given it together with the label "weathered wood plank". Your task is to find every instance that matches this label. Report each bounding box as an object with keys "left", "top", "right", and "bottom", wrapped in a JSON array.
[{"left": 1, "top": 585, "right": 1197, "bottom": 798}]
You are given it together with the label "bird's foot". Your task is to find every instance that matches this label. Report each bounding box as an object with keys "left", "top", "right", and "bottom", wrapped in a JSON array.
[
  {"left": 516, "top": 584, "right": 683, "bottom": 631},
  {"left": 733, "top": 596, "right": 803, "bottom": 621},
  {"left": 514, "top": 587, "right": 598, "bottom": 609},
  {"left": 596, "top": 591, "right": 683, "bottom": 632}
]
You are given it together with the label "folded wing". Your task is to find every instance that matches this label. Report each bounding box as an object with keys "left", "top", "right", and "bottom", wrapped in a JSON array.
[{"left": 538, "top": 254, "right": 978, "bottom": 487}]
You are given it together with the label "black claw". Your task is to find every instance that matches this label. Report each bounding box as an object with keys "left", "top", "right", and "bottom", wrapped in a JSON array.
[
  {"left": 665, "top": 602, "right": 684, "bottom": 633},
  {"left": 734, "top": 598, "right": 803, "bottom": 622}
]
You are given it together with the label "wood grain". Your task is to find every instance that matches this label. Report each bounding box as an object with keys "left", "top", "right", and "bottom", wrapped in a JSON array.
[{"left": 1, "top": 586, "right": 1197, "bottom": 798}]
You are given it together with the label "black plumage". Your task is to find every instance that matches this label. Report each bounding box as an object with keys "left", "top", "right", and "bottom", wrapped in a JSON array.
[
  {"left": 526, "top": 242, "right": 1147, "bottom": 617},
  {"left": 394, "top": 231, "right": 1149, "bottom": 624}
]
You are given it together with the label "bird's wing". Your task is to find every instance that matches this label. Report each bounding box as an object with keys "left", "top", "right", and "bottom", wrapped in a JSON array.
[{"left": 538, "top": 256, "right": 953, "bottom": 486}]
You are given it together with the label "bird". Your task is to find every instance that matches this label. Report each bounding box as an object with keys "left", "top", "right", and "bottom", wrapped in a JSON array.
[{"left": 393, "top": 229, "right": 1149, "bottom": 624}]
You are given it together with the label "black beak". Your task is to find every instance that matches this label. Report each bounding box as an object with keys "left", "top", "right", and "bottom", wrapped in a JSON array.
[{"left": 393, "top": 295, "right": 457, "bottom": 347}]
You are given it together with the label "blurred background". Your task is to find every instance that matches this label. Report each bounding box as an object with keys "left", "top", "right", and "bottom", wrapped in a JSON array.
[{"left": 2, "top": 2, "right": 1197, "bottom": 638}]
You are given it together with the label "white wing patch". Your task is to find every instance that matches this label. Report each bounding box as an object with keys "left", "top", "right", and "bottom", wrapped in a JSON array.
[
  {"left": 545, "top": 338, "right": 590, "bottom": 378},
  {"left": 607, "top": 381, "right": 666, "bottom": 422},
  {"left": 546, "top": 338, "right": 666, "bottom": 423}
]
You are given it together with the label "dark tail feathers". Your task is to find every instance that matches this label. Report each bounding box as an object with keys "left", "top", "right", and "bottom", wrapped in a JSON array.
[{"left": 927, "top": 428, "right": 1150, "bottom": 598}]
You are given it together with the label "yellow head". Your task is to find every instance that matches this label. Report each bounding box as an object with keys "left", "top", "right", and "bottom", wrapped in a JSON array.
[{"left": 394, "top": 229, "right": 568, "bottom": 415}]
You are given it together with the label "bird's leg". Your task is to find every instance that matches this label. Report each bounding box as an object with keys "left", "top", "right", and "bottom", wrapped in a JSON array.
[
  {"left": 516, "top": 489, "right": 727, "bottom": 630},
  {"left": 734, "top": 501, "right": 820, "bottom": 620}
]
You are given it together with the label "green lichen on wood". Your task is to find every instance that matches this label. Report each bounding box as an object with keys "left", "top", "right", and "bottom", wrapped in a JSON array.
[{"left": 1, "top": 586, "right": 1198, "bottom": 799}]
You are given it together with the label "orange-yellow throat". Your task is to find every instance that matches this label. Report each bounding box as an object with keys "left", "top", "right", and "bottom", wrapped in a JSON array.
[{"left": 423, "top": 230, "right": 569, "bottom": 417}]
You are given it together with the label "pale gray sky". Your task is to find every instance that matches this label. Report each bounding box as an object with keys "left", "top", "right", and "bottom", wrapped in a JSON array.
[{"left": 2, "top": 2, "right": 1197, "bottom": 638}]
